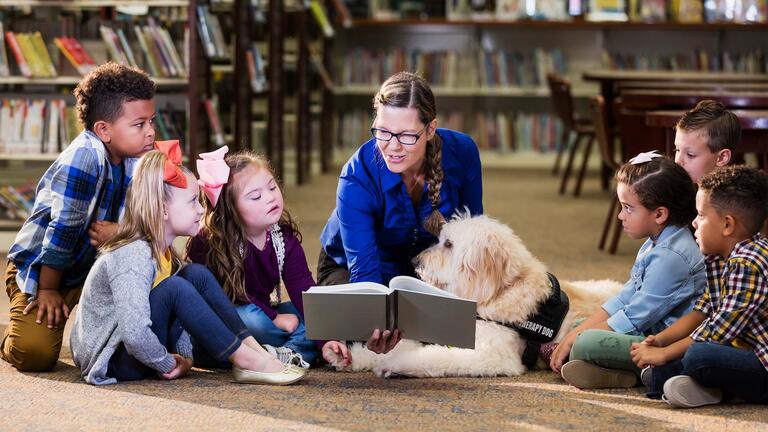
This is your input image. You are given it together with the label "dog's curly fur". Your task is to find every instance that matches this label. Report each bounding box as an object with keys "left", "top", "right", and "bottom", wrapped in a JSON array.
[{"left": 326, "top": 214, "right": 622, "bottom": 378}]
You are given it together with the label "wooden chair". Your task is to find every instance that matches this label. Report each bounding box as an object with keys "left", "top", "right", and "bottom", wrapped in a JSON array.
[
  {"left": 547, "top": 74, "right": 595, "bottom": 196},
  {"left": 590, "top": 96, "right": 622, "bottom": 254}
]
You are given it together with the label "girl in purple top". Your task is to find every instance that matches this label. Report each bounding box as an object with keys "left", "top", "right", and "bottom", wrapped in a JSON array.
[{"left": 187, "top": 151, "right": 319, "bottom": 368}]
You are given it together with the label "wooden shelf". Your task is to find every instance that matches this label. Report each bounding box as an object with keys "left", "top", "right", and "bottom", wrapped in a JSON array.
[
  {"left": 0, "top": 1, "right": 188, "bottom": 7},
  {"left": 350, "top": 18, "right": 768, "bottom": 31},
  {"left": 0, "top": 153, "right": 59, "bottom": 161},
  {"left": 0, "top": 219, "right": 23, "bottom": 231},
  {"left": 333, "top": 85, "right": 595, "bottom": 98},
  {"left": 0, "top": 76, "right": 189, "bottom": 87}
]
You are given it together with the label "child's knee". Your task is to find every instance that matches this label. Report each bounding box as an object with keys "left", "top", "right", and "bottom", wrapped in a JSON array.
[
  {"left": 178, "top": 263, "right": 213, "bottom": 282},
  {"left": 570, "top": 329, "right": 611, "bottom": 361},
  {"left": 1, "top": 335, "right": 60, "bottom": 372},
  {"left": 681, "top": 342, "right": 714, "bottom": 372}
]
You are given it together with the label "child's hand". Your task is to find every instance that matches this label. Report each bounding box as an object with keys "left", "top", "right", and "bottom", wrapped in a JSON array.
[
  {"left": 641, "top": 334, "right": 664, "bottom": 347},
  {"left": 550, "top": 332, "right": 577, "bottom": 374},
  {"left": 273, "top": 313, "right": 299, "bottom": 333},
  {"left": 322, "top": 341, "right": 350, "bottom": 367},
  {"left": 366, "top": 328, "right": 402, "bottom": 354},
  {"left": 89, "top": 221, "right": 118, "bottom": 247},
  {"left": 24, "top": 289, "right": 70, "bottom": 329},
  {"left": 158, "top": 354, "right": 192, "bottom": 380},
  {"left": 630, "top": 342, "right": 667, "bottom": 368}
]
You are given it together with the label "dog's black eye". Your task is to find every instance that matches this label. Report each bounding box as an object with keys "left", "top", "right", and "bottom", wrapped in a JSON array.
[{"left": 444, "top": 239, "right": 452, "bottom": 249}]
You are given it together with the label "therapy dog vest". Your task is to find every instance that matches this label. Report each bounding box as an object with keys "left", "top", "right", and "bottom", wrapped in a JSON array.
[{"left": 478, "top": 272, "right": 570, "bottom": 368}]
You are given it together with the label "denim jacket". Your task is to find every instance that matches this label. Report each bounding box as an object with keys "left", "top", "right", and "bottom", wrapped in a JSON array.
[{"left": 602, "top": 224, "right": 706, "bottom": 335}]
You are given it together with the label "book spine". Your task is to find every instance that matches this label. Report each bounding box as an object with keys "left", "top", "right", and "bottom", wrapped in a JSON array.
[
  {"left": 159, "top": 27, "right": 185, "bottom": 78},
  {"left": 54, "top": 38, "right": 82, "bottom": 74},
  {"left": 116, "top": 29, "right": 139, "bottom": 68},
  {"left": 134, "top": 26, "right": 159, "bottom": 77},
  {"left": 309, "top": 0, "right": 335, "bottom": 38},
  {"left": 148, "top": 18, "right": 176, "bottom": 77},
  {"left": 0, "top": 24, "right": 9, "bottom": 77},
  {"left": 31, "top": 32, "right": 57, "bottom": 77},
  {"left": 4, "top": 32, "right": 31, "bottom": 77}
]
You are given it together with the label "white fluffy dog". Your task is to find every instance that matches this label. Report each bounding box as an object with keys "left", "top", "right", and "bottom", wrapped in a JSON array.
[{"left": 327, "top": 214, "right": 622, "bottom": 378}]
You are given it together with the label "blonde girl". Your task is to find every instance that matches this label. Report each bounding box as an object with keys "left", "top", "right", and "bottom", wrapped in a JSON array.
[{"left": 70, "top": 142, "right": 306, "bottom": 385}]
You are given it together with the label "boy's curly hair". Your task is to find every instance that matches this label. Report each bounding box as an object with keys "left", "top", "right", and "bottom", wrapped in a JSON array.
[
  {"left": 615, "top": 156, "right": 697, "bottom": 228},
  {"left": 74, "top": 62, "right": 156, "bottom": 131},
  {"left": 676, "top": 100, "right": 741, "bottom": 154},
  {"left": 699, "top": 166, "right": 768, "bottom": 235}
]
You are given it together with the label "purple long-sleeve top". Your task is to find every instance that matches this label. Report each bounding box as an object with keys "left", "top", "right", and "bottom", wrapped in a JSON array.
[{"left": 187, "top": 225, "right": 315, "bottom": 320}]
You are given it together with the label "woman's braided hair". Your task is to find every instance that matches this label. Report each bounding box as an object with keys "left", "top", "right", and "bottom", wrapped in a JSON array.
[{"left": 373, "top": 71, "right": 445, "bottom": 236}]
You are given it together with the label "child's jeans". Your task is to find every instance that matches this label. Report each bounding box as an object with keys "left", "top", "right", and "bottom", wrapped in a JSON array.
[
  {"left": 237, "top": 302, "right": 319, "bottom": 366},
  {"left": 570, "top": 329, "right": 645, "bottom": 374},
  {"left": 107, "top": 264, "right": 252, "bottom": 381},
  {"left": 648, "top": 341, "right": 768, "bottom": 403}
]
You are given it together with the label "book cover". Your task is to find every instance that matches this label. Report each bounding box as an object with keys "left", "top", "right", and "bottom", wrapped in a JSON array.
[
  {"left": 303, "top": 276, "right": 476, "bottom": 348},
  {"left": 4, "top": 32, "right": 31, "bottom": 77},
  {"left": 31, "top": 32, "right": 57, "bottom": 77},
  {"left": 134, "top": 26, "right": 160, "bottom": 77},
  {"left": 310, "top": 0, "right": 335, "bottom": 38}
]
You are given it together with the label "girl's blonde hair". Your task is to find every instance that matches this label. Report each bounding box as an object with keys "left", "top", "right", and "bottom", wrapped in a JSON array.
[
  {"left": 101, "top": 150, "right": 191, "bottom": 270},
  {"left": 197, "top": 151, "right": 300, "bottom": 303},
  {"left": 373, "top": 71, "right": 445, "bottom": 236}
]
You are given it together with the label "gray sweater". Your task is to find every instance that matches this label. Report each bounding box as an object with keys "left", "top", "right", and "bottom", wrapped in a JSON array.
[{"left": 70, "top": 240, "right": 192, "bottom": 385}]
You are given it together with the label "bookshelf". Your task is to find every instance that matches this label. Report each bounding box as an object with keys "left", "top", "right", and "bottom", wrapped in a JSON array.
[
  {"left": 0, "top": 1, "right": 203, "bottom": 163},
  {"left": 329, "top": 4, "right": 768, "bottom": 155}
]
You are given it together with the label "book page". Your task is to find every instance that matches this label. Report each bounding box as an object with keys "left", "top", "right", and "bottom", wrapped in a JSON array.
[
  {"left": 389, "top": 276, "right": 459, "bottom": 298},
  {"left": 306, "top": 281, "right": 392, "bottom": 295}
]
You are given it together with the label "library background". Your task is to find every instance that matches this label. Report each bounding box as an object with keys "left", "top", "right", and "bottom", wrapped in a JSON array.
[{"left": 0, "top": 0, "right": 767, "bottom": 225}]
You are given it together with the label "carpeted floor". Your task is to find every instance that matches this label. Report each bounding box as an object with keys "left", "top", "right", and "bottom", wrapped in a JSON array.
[{"left": 2, "top": 165, "right": 767, "bottom": 431}]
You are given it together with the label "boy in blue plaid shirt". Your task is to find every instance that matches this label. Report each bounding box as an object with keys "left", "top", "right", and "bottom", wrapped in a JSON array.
[
  {"left": 631, "top": 165, "right": 768, "bottom": 408},
  {"left": 1, "top": 63, "right": 157, "bottom": 371}
]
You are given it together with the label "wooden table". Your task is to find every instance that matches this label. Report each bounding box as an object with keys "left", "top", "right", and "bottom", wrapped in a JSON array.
[
  {"left": 645, "top": 109, "right": 768, "bottom": 166},
  {"left": 622, "top": 90, "right": 768, "bottom": 110},
  {"left": 584, "top": 69, "right": 768, "bottom": 122}
]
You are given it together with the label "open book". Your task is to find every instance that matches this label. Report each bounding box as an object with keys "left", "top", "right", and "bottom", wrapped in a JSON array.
[{"left": 302, "top": 276, "right": 476, "bottom": 349}]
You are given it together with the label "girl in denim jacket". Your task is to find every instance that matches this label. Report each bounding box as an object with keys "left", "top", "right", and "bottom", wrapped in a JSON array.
[{"left": 550, "top": 152, "right": 706, "bottom": 389}]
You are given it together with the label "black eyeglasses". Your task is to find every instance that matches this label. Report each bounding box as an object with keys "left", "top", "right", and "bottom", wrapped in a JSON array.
[{"left": 370, "top": 123, "right": 430, "bottom": 146}]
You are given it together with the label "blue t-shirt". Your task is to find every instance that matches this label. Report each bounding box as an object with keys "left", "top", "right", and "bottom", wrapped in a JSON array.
[{"left": 320, "top": 128, "right": 483, "bottom": 284}]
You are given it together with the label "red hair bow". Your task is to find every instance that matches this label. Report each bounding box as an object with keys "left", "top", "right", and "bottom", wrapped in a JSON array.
[{"left": 154, "top": 140, "right": 187, "bottom": 188}]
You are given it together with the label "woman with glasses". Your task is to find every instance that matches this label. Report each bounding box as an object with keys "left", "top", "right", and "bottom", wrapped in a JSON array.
[{"left": 316, "top": 72, "right": 484, "bottom": 364}]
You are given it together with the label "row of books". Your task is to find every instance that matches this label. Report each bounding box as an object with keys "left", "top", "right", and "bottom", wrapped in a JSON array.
[
  {"left": 0, "top": 184, "right": 34, "bottom": 222},
  {"left": 0, "top": 20, "right": 186, "bottom": 78},
  {"left": 355, "top": 0, "right": 766, "bottom": 23},
  {"left": 603, "top": 49, "right": 768, "bottom": 73},
  {"left": 99, "top": 21, "right": 186, "bottom": 78},
  {"left": 338, "top": 48, "right": 566, "bottom": 89},
  {"left": 1, "top": 28, "right": 57, "bottom": 78},
  {"left": 334, "top": 109, "right": 565, "bottom": 153},
  {"left": 0, "top": 98, "right": 186, "bottom": 155},
  {"left": 0, "top": 99, "right": 75, "bottom": 154}
]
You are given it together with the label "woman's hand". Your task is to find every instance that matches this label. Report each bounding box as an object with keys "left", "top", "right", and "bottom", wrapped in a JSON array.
[
  {"left": 366, "top": 328, "right": 402, "bottom": 354},
  {"left": 322, "top": 341, "right": 350, "bottom": 367},
  {"left": 273, "top": 313, "right": 299, "bottom": 333}
]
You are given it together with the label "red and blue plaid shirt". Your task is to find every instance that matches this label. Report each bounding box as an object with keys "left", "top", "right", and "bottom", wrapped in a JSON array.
[
  {"left": 8, "top": 130, "right": 137, "bottom": 298},
  {"left": 691, "top": 234, "right": 768, "bottom": 370}
]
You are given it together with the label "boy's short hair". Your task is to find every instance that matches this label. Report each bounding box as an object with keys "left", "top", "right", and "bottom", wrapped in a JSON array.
[
  {"left": 676, "top": 100, "right": 741, "bottom": 154},
  {"left": 74, "top": 62, "right": 156, "bottom": 131},
  {"left": 699, "top": 165, "right": 768, "bottom": 235}
]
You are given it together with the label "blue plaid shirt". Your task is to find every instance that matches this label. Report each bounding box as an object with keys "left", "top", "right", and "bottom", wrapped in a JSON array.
[{"left": 8, "top": 130, "right": 137, "bottom": 297}]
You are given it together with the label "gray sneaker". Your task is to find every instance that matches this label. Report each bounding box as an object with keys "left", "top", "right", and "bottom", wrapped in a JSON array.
[
  {"left": 662, "top": 375, "right": 722, "bottom": 408},
  {"left": 263, "top": 344, "right": 310, "bottom": 369},
  {"left": 640, "top": 366, "right": 653, "bottom": 390},
  {"left": 561, "top": 360, "right": 638, "bottom": 389}
]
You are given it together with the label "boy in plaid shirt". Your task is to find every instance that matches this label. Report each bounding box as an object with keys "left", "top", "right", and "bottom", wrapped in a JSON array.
[
  {"left": 1, "top": 63, "right": 157, "bottom": 371},
  {"left": 630, "top": 165, "right": 768, "bottom": 408}
]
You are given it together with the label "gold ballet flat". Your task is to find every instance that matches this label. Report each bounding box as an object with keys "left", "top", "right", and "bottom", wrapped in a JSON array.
[{"left": 232, "top": 364, "right": 307, "bottom": 385}]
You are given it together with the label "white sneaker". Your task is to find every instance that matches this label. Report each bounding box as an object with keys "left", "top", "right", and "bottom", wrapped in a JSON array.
[
  {"left": 662, "top": 375, "right": 722, "bottom": 408},
  {"left": 263, "top": 344, "right": 310, "bottom": 369}
]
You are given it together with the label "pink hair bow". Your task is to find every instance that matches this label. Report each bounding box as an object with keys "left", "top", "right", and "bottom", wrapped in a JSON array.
[{"left": 197, "top": 146, "right": 230, "bottom": 207}]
